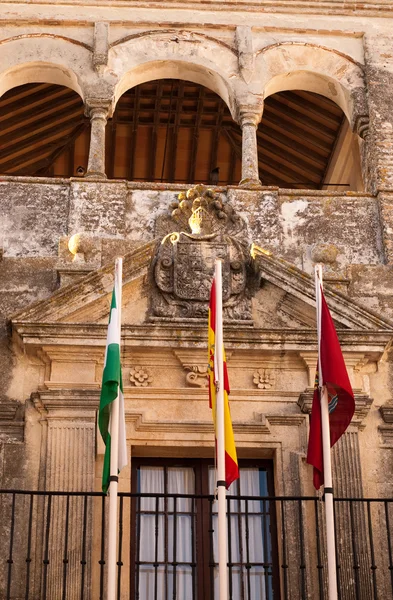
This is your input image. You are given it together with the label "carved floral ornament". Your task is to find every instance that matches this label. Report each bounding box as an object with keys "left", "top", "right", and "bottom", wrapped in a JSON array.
[
  {"left": 129, "top": 366, "right": 152, "bottom": 387},
  {"left": 151, "top": 184, "right": 269, "bottom": 323},
  {"left": 253, "top": 368, "right": 276, "bottom": 390}
]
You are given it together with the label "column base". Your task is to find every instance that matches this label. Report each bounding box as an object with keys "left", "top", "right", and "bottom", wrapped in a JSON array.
[
  {"left": 84, "top": 171, "right": 107, "bottom": 179},
  {"left": 239, "top": 178, "right": 262, "bottom": 189}
]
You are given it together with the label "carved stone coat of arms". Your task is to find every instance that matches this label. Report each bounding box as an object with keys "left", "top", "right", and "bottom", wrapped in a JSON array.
[{"left": 150, "top": 185, "right": 257, "bottom": 323}]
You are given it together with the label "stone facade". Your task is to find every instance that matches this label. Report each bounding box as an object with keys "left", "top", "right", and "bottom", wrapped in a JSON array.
[{"left": 2, "top": 1, "right": 393, "bottom": 599}]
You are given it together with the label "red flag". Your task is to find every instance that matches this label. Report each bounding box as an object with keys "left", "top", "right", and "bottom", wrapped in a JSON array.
[{"left": 306, "top": 287, "right": 355, "bottom": 490}]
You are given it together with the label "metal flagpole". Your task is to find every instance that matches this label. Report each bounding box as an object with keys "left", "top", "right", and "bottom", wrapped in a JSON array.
[
  {"left": 315, "top": 264, "right": 338, "bottom": 600},
  {"left": 107, "top": 257, "right": 122, "bottom": 600},
  {"left": 215, "top": 259, "right": 229, "bottom": 600}
]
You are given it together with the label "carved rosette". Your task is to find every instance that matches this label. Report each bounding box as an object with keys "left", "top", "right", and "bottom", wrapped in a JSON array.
[
  {"left": 151, "top": 184, "right": 257, "bottom": 322},
  {"left": 253, "top": 368, "right": 276, "bottom": 390},
  {"left": 129, "top": 366, "right": 152, "bottom": 387}
]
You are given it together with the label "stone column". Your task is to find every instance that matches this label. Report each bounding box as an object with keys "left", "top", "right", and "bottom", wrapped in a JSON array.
[
  {"left": 33, "top": 389, "right": 98, "bottom": 600},
  {"left": 85, "top": 99, "right": 111, "bottom": 178},
  {"left": 238, "top": 105, "right": 262, "bottom": 187}
]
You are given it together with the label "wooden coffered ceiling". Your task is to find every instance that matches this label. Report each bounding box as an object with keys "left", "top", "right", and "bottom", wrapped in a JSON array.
[{"left": 0, "top": 79, "right": 346, "bottom": 189}]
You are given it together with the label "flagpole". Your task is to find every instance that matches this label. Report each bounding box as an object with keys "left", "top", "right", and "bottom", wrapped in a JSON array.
[
  {"left": 215, "top": 259, "right": 228, "bottom": 600},
  {"left": 107, "top": 257, "right": 122, "bottom": 600},
  {"left": 315, "top": 264, "right": 338, "bottom": 600}
]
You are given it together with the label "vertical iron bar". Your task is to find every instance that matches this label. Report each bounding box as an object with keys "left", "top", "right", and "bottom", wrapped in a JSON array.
[
  {"left": 349, "top": 501, "right": 361, "bottom": 600},
  {"left": 262, "top": 499, "right": 270, "bottom": 600},
  {"left": 25, "top": 493, "right": 34, "bottom": 600},
  {"left": 227, "top": 495, "right": 233, "bottom": 600},
  {"left": 366, "top": 501, "right": 378, "bottom": 600},
  {"left": 6, "top": 492, "right": 16, "bottom": 600},
  {"left": 314, "top": 498, "right": 324, "bottom": 600},
  {"left": 384, "top": 501, "right": 393, "bottom": 594},
  {"left": 244, "top": 498, "right": 251, "bottom": 600},
  {"left": 80, "top": 495, "right": 88, "bottom": 600},
  {"left": 280, "top": 501, "right": 289, "bottom": 600},
  {"left": 172, "top": 495, "right": 177, "bottom": 600},
  {"left": 333, "top": 499, "right": 341, "bottom": 600},
  {"left": 62, "top": 495, "right": 70, "bottom": 600},
  {"left": 208, "top": 497, "right": 215, "bottom": 599},
  {"left": 237, "top": 493, "right": 245, "bottom": 600},
  {"left": 99, "top": 495, "right": 106, "bottom": 600},
  {"left": 191, "top": 496, "right": 196, "bottom": 600},
  {"left": 117, "top": 495, "right": 124, "bottom": 600},
  {"left": 42, "top": 494, "right": 52, "bottom": 600},
  {"left": 154, "top": 495, "right": 159, "bottom": 600},
  {"left": 164, "top": 469, "right": 168, "bottom": 600},
  {"left": 135, "top": 495, "right": 141, "bottom": 600},
  {"left": 298, "top": 499, "right": 306, "bottom": 599}
]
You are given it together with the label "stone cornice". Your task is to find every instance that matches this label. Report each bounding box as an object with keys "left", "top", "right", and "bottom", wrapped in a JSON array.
[
  {"left": 0, "top": 0, "right": 392, "bottom": 19},
  {"left": 298, "top": 387, "right": 373, "bottom": 430},
  {"left": 0, "top": 402, "right": 24, "bottom": 442},
  {"left": 12, "top": 322, "right": 392, "bottom": 354}
]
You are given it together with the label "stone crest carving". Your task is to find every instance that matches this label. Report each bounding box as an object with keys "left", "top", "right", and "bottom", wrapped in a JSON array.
[{"left": 151, "top": 185, "right": 257, "bottom": 322}]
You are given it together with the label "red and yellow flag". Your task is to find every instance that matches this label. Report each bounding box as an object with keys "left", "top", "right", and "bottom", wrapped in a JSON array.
[{"left": 208, "top": 278, "right": 239, "bottom": 489}]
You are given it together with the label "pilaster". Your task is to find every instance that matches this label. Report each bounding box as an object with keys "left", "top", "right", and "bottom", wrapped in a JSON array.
[{"left": 33, "top": 388, "right": 99, "bottom": 600}]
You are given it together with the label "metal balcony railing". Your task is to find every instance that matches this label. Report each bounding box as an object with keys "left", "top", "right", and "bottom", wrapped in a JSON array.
[{"left": 1, "top": 490, "right": 393, "bottom": 600}]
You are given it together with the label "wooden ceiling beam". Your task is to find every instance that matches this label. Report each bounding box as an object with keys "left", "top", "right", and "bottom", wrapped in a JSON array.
[
  {"left": 0, "top": 95, "right": 83, "bottom": 135},
  {"left": 256, "top": 126, "right": 327, "bottom": 169},
  {"left": 264, "top": 100, "right": 337, "bottom": 142},
  {"left": 260, "top": 113, "right": 332, "bottom": 154},
  {"left": 0, "top": 83, "right": 52, "bottom": 109},
  {"left": 35, "top": 122, "right": 89, "bottom": 177},
  {"left": 273, "top": 91, "right": 343, "bottom": 129},
  {"left": 258, "top": 150, "right": 320, "bottom": 184},
  {"left": 169, "top": 80, "right": 184, "bottom": 183},
  {"left": 209, "top": 101, "right": 225, "bottom": 179},
  {"left": 0, "top": 114, "right": 84, "bottom": 163},
  {"left": 0, "top": 86, "right": 77, "bottom": 122},
  {"left": 188, "top": 87, "right": 205, "bottom": 184},
  {"left": 0, "top": 104, "right": 85, "bottom": 148},
  {"left": 129, "top": 86, "right": 140, "bottom": 181},
  {"left": 149, "top": 81, "right": 163, "bottom": 181},
  {"left": 257, "top": 137, "right": 325, "bottom": 178}
]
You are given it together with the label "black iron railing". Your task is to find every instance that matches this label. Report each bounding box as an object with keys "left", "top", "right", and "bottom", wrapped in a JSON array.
[{"left": 1, "top": 490, "right": 393, "bottom": 600}]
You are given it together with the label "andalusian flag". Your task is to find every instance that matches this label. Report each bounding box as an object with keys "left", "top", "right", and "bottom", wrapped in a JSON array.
[
  {"left": 98, "top": 262, "right": 127, "bottom": 493},
  {"left": 208, "top": 278, "right": 239, "bottom": 489}
]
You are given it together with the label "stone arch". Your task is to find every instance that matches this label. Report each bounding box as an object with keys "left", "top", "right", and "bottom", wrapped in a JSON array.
[
  {"left": 256, "top": 43, "right": 367, "bottom": 128},
  {"left": 0, "top": 36, "right": 92, "bottom": 98},
  {"left": 110, "top": 31, "right": 240, "bottom": 117}
]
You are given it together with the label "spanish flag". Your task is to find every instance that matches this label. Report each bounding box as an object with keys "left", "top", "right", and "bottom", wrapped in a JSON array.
[{"left": 208, "top": 278, "right": 239, "bottom": 489}]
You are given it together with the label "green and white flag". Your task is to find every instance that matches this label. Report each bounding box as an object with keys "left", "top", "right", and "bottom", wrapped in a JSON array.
[{"left": 98, "top": 262, "right": 127, "bottom": 493}]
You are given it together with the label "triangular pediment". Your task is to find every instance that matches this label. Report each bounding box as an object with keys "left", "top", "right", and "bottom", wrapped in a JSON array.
[{"left": 11, "top": 240, "right": 393, "bottom": 350}]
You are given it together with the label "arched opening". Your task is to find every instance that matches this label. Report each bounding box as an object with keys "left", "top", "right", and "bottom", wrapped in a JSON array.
[
  {"left": 107, "top": 78, "right": 241, "bottom": 184},
  {"left": 0, "top": 82, "right": 89, "bottom": 177},
  {"left": 258, "top": 89, "right": 363, "bottom": 190}
]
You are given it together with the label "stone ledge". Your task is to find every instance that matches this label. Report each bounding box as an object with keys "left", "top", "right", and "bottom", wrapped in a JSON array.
[{"left": 0, "top": 401, "right": 24, "bottom": 442}]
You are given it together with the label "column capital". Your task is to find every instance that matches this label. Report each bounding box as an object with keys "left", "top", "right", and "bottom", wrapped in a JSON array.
[
  {"left": 237, "top": 104, "right": 263, "bottom": 128},
  {"left": 32, "top": 388, "right": 99, "bottom": 421},
  {"left": 84, "top": 97, "right": 113, "bottom": 119}
]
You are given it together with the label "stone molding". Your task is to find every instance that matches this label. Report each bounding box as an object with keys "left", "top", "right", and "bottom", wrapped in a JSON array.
[
  {"left": 0, "top": 401, "right": 24, "bottom": 442},
  {"left": 32, "top": 388, "right": 99, "bottom": 419},
  {"left": 297, "top": 387, "right": 373, "bottom": 429},
  {"left": 379, "top": 402, "right": 393, "bottom": 446}
]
